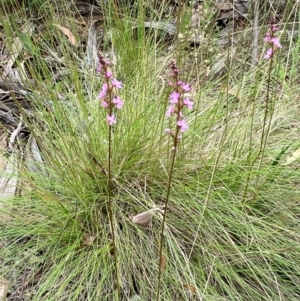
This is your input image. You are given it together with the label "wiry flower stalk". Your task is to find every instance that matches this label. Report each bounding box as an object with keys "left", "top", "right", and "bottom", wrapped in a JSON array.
[
  {"left": 156, "top": 61, "right": 193, "bottom": 301},
  {"left": 253, "top": 19, "right": 281, "bottom": 190},
  {"left": 256, "top": 19, "right": 281, "bottom": 177},
  {"left": 244, "top": 19, "right": 282, "bottom": 200},
  {"left": 97, "top": 54, "right": 124, "bottom": 301}
]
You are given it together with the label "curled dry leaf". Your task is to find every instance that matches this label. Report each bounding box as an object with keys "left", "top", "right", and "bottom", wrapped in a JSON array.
[
  {"left": 132, "top": 207, "right": 164, "bottom": 227},
  {"left": 183, "top": 284, "right": 196, "bottom": 294},
  {"left": 53, "top": 24, "right": 77, "bottom": 46},
  {"left": 132, "top": 211, "right": 152, "bottom": 227}
]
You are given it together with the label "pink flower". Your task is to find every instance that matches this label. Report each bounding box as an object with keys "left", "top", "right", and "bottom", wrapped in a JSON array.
[
  {"left": 165, "top": 128, "right": 171, "bottom": 134},
  {"left": 112, "top": 96, "right": 124, "bottom": 109},
  {"left": 96, "top": 65, "right": 102, "bottom": 73},
  {"left": 180, "top": 82, "right": 191, "bottom": 92},
  {"left": 169, "top": 91, "right": 180, "bottom": 104},
  {"left": 106, "top": 114, "right": 116, "bottom": 125},
  {"left": 264, "top": 48, "right": 273, "bottom": 59},
  {"left": 111, "top": 78, "right": 122, "bottom": 89},
  {"left": 177, "top": 119, "right": 189, "bottom": 132},
  {"left": 271, "top": 25, "right": 278, "bottom": 32},
  {"left": 183, "top": 97, "right": 194, "bottom": 110},
  {"left": 99, "top": 83, "right": 108, "bottom": 99},
  {"left": 105, "top": 71, "right": 112, "bottom": 78},
  {"left": 271, "top": 37, "right": 281, "bottom": 48},
  {"left": 263, "top": 32, "right": 271, "bottom": 43},
  {"left": 166, "top": 105, "right": 175, "bottom": 117},
  {"left": 101, "top": 101, "right": 108, "bottom": 108},
  {"left": 99, "top": 90, "right": 107, "bottom": 99}
]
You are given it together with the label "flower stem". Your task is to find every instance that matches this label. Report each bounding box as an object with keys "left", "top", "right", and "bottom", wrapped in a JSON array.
[
  {"left": 97, "top": 53, "right": 123, "bottom": 300},
  {"left": 156, "top": 127, "right": 179, "bottom": 301},
  {"left": 107, "top": 103, "right": 121, "bottom": 301}
]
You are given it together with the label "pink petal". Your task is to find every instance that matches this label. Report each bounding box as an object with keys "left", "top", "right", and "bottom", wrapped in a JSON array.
[
  {"left": 101, "top": 101, "right": 108, "bottom": 108},
  {"left": 169, "top": 91, "right": 180, "bottom": 104},
  {"left": 106, "top": 114, "right": 117, "bottom": 125},
  {"left": 111, "top": 78, "right": 123, "bottom": 89}
]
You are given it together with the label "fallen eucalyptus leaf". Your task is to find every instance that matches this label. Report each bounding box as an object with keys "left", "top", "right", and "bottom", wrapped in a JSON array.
[{"left": 53, "top": 24, "right": 77, "bottom": 46}]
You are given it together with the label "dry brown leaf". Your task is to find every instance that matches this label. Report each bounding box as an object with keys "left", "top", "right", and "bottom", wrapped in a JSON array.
[
  {"left": 0, "top": 278, "right": 8, "bottom": 301},
  {"left": 215, "top": 3, "right": 233, "bottom": 11},
  {"left": 132, "top": 211, "right": 152, "bottom": 227},
  {"left": 132, "top": 207, "right": 164, "bottom": 227},
  {"left": 53, "top": 24, "right": 77, "bottom": 46},
  {"left": 183, "top": 284, "right": 196, "bottom": 294},
  {"left": 83, "top": 233, "right": 96, "bottom": 246}
]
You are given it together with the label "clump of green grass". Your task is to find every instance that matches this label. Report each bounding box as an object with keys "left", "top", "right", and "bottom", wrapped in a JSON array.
[{"left": 1, "top": 1, "right": 300, "bottom": 300}]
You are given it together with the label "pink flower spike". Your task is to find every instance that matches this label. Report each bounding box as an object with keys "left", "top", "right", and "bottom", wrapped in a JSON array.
[
  {"left": 264, "top": 48, "right": 273, "bottom": 59},
  {"left": 101, "top": 101, "right": 108, "bottom": 108},
  {"left": 112, "top": 96, "right": 124, "bottom": 109},
  {"left": 111, "top": 78, "right": 123, "bottom": 89},
  {"left": 166, "top": 105, "right": 175, "bottom": 117},
  {"left": 180, "top": 82, "right": 191, "bottom": 92},
  {"left": 106, "top": 114, "right": 117, "bottom": 126},
  {"left": 177, "top": 119, "right": 189, "bottom": 132},
  {"left": 183, "top": 97, "right": 194, "bottom": 110},
  {"left": 169, "top": 91, "right": 180, "bottom": 104}
]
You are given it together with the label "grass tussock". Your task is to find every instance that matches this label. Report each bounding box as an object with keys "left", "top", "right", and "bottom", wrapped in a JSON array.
[{"left": 1, "top": 0, "right": 300, "bottom": 300}]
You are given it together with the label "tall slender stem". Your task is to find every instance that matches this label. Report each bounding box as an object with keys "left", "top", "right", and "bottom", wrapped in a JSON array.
[
  {"left": 156, "top": 60, "right": 192, "bottom": 300},
  {"left": 107, "top": 124, "right": 121, "bottom": 300},
  {"left": 98, "top": 54, "right": 123, "bottom": 301},
  {"left": 156, "top": 127, "right": 179, "bottom": 301}
]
